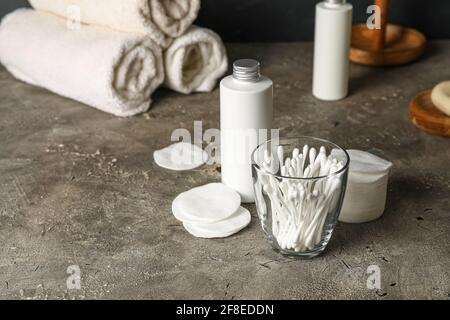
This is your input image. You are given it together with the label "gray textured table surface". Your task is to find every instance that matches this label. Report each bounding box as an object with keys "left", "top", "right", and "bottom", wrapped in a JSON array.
[{"left": 0, "top": 42, "right": 449, "bottom": 300}]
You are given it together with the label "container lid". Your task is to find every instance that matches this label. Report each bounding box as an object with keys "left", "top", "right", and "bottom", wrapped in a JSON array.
[
  {"left": 233, "top": 59, "right": 260, "bottom": 82},
  {"left": 347, "top": 149, "right": 392, "bottom": 174}
]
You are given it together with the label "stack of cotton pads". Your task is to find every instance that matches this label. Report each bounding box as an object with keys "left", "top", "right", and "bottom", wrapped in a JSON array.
[
  {"left": 154, "top": 143, "right": 251, "bottom": 238},
  {"left": 172, "top": 183, "right": 251, "bottom": 238},
  {"left": 339, "top": 150, "right": 393, "bottom": 223}
]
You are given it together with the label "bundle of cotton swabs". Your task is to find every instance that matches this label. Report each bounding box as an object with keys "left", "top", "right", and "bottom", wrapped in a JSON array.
[{"left": 258, "top": 145, "right": 344, "bottom": 252}]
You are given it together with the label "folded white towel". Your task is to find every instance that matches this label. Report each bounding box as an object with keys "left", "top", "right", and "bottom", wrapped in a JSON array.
[
  {"left": 164, "top": 26, "right": 228, "bottom": 94},
  {"left": 0, "top": 9, "right": 164, "bottom": 117},
  {"left": 29, "top": 0, "right": 201, "bottom": 48}
]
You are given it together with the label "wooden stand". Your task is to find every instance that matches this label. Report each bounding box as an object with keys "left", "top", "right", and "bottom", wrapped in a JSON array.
[
  {"left": 410, "top": 90, "right": 450, "bottom": 137},
  {"left": 350, "top": 0, "right": 426, "bottom": 66}
]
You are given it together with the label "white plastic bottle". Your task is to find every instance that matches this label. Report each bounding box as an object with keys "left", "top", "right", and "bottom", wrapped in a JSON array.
[
  {"left": 312, "top": 0, "right": 353, "bottom": 101},
  {"left": 220, "top": 59, "right": 273, "bottom": 203}
]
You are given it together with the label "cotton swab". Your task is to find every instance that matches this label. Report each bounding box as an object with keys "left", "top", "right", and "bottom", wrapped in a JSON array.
[{"left": 257, "top": 144, "right": 344, "bottom": 253}]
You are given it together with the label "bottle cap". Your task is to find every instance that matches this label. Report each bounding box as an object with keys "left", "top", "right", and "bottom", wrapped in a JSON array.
[{"left": 233, "top": 59, "right": 260, "bottom": 82}]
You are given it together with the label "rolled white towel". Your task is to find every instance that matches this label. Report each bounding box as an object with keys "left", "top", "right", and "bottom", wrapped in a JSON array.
[
  {"left": 29, "top": 0, "right": 201, "bottom": 48},
  {"left": 164, "top": 26, "right": 228, "bottom": 94},
  {"left": 0, "top": 9, "right": 164, "bottom": 117}
]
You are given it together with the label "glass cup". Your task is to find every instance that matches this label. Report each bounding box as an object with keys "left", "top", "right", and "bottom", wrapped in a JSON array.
[{"left": 252, "top": 137, "right": 349, "bottom": 258}]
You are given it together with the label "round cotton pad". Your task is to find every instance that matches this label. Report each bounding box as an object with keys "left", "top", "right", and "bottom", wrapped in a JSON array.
[
  {"left": 154, "top": 142, "right": 208, "bottom": 171},
  {"left": 172, "top": 183, "right": 241, "bottom": 223},
  {"left": 431, "top": 81, "right": 450, "bottom": 117},
  {"left": 183, "top": 207, "right": 251, "bottom": 238}
]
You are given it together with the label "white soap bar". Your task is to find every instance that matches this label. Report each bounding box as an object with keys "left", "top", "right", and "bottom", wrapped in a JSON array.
[
  {"left": 339, "top": 150, "right": 392, "bottom": 223},
  {"left": 431, "top": 80, "right": 450, "bottom": 117},
  {"left": 172, "top": 183, "right": 241, "bottom": 223},
  {"left": 183, "top": 207, "right": 251, "bottom": 238},
  {"left": 153, "top": 142, "right": 208, "bottom": 171}
]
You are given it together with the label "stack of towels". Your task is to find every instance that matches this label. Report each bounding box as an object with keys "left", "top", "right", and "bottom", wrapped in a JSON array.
[{"left": 0, "top": 0, "right": 228, "bottom": 117}]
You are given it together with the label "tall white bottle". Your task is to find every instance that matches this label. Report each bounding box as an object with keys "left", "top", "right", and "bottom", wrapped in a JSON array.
[
  {"left": 220, "top": 59, "right": 273, "bottom": 203},
  {"left": 313, "top": 0, "right": 353, "bottom": 101}
]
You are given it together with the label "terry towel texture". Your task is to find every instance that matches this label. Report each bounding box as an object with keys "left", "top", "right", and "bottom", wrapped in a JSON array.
[
  {"left": 29, "top": 0, "right": 201, "bottom": 48},
  {"left": 0, "top": 9, "right": 164, "bottom": 117},
  {"left": 164, "top": 26, "right": 228, "bottom": 94}
]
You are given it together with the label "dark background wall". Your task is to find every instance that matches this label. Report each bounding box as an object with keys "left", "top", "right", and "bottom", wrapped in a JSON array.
[{"left": 1, "top": 0, "right": 449, "bottom": 40}]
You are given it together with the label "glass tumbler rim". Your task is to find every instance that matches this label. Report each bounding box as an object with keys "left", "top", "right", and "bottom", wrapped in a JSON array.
[{"left": 251, "top": 135, "right": 350, "bottom": 181}]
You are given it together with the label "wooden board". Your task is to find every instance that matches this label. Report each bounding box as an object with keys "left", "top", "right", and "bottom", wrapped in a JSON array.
[
  {"left": 350, "top": 24, "right": 426, "bottom": 66},
  {"left": 409, "top": 90, "right": 450, "bottom": 137}
]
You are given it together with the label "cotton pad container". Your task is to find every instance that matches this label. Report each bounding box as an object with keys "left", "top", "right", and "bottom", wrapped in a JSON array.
[{"left": 339, "top": 150, "right": 393, "bottom": 223}]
